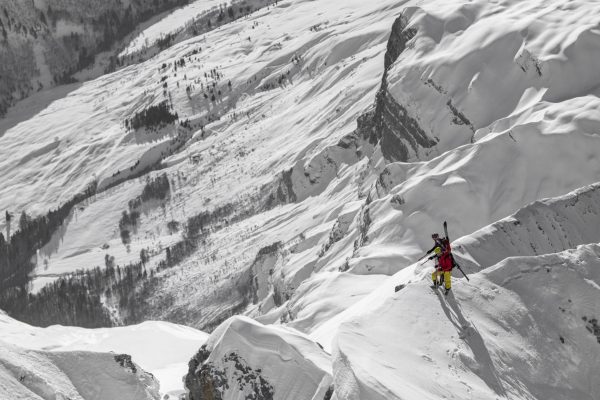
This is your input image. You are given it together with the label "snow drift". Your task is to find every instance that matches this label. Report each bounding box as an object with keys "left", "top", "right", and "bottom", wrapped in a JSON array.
[{"left": 184, "top": 316, "right": 332, "bottom": 400}]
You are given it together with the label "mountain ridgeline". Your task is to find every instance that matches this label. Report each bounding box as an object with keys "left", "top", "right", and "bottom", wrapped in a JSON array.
[{"left": 0, "top": 0, "right": 190, "bottom": 117}]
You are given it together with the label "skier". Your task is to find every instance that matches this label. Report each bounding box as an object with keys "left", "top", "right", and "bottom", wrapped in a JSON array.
[
  {"left": 427, "top": 233, "right": 453, "bottom": 294},
  {"left": 426, "top": 233, "right": 446, "bottom": 255},
  {"left": 395, "top": 223, "right": 469, "bottom": 293}
]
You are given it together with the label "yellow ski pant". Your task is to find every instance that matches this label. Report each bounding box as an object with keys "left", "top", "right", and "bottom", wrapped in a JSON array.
[{"left": 432, "top": 270, "right": 451, "bottom": 289}]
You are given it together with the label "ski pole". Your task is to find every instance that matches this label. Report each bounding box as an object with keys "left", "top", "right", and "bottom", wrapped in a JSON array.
[
  {"left": 454, "top": 261, "right": 470, "bottom": 281},
  {"left": 418, "top": 255, "right": 434, "bottom": 266},
  {"left": 416, "top": 252, "right": 429, "bottom": 262}
]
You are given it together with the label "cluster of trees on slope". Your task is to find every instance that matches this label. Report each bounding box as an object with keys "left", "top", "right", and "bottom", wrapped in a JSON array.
[
  {"left": 0, "top": 205, "right": 207, "bottom": 328},
  {"left": 124, "top": 101, "right": 179, "bottom": 131},
  {"left": 0, "top": 169, "right": 271, "bottom": 328},
  {"left": 120, "top": 173, "right": 171, "bottom": 244},
  {"left": 0, "top": 182, "right": 97, "bottom": 293},
  {"left": 1, "top": 258, "right": 159, "bottom": 327}
]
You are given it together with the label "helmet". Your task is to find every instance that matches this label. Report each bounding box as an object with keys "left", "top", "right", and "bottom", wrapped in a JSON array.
[
  {"left": 432, "top": 233, "right": 439, "bottom": 239},
  {"left": 434, "top": 247, "right": 442, "bottom": 255}
]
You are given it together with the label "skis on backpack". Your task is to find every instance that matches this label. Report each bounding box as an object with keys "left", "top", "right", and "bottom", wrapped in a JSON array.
[{"left": 443, "top": 220, "right": 470, "bottom": 281}]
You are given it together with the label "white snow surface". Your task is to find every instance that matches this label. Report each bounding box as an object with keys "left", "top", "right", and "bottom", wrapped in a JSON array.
[
  {"left": 331, "top": 243, "right": 600, "bottom": 400},
  {"left": 119, "top": 0, "right": 221, "bottom": 57},
  {"left": 1, "top": 0, "right": 600, "bottom": 398},
  {"left": 199, "top": 315, "right": 332, "bottom": 400},
  {"left": 0, "top": 339, "right": 160, "bottom": 400},
  {"left": 0, "top": 313, "right": 208, "bottom": 398}
]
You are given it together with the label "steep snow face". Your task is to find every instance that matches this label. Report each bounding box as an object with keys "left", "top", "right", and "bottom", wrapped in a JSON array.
[
  {"left": 332, "top": 244, "right": 600, "bottom": 400},
  {"left": 362, "top": 97, "right": 600, "bottom": 270},
  {"left": 247, "top": 0, "right": 600, "bottom": 338},
  {"left": 184, "top": 316, "right": 332, "bottom": 400},
  {"left": 453, "top": 183, "right": 600, "bottom": 273},
  {"left": 0, "top": 340, "right": 160, "bottom": 400},
  {"left": 0, "top": 313, "right": 209, "bottom": 398},
  {"left": 283, "top": 96, "right": 600, "bottom": 336},
  {"left": 381, "top": 0, "right": 600, "bottom": 160}
]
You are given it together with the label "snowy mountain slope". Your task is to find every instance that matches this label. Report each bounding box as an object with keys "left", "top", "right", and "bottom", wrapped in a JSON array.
[
  {"left": 380, "top": 0, "right": 600, "bottom": 161},
  {"left": 184, "top": 316, "right": 332, "bottom": 400},
  {"left": 1, "top": 0, "right": 600, "bottom": 398},
  {"left": 0, "top": 0, "right": 191, "bottom": 117},
  {"left": 331, "top": 243, "right": 600, "bottom": 400},
  {"left": 0, "top": 0, "right": 598, "bottom": 334},
  {"left": 0, "top": 0, "right": 399, "bottom": 222},
  {"left": 120, "top": 0, "right": 221, "bottom": 58},
  {"left": 277, "top": 98, "right": 600, "bottom": 336},
  {"left": 452, "top": 182, "right": 600, "bottom": 274},
  {"left": 0, "top": 312, "right": 208, "bottom": 397},
  {"left": 0, "top": 0, "right": 408, "bottom": 328},
  {"left": 0, "top": 340, "right": 160, "bottom": 400},
  {"left": 235, "top": 0, "right": 600, "bottom": 338}
]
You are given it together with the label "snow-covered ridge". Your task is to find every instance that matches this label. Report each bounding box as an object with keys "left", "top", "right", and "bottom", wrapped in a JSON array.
[
  {"left": 0, "top": 340, "right": 160, "bottom": 400},
  {"left": 383, "top": 0, "right": 600, "bottom": 160},
  {"left": 184, "top": 316, "right": 332, "bottom": 400},
  {"left": 453, "top": 182, "right": 600, "bottom": 273},
  {"left": 331, "top": 243, "right": 600, "bottom": 400},
  {"left": 0, "top": 312, "right": 208, "bottom": 398},
  {"left": 2, "top": 0, "right": 600, "bottom": 397}
]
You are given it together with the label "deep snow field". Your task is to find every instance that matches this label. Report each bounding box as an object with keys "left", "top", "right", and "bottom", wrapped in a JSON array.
[{"left": 1, "top": 0, "right": 600, "bottom": 398}]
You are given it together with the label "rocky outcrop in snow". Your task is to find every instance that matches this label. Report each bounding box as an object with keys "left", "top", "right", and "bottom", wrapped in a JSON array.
[
  {"left": 184, "top": 316, "right": 332, "bottom": 400},
  {"left": 361, "top": 13, "right": 436, "bottom": 161}
]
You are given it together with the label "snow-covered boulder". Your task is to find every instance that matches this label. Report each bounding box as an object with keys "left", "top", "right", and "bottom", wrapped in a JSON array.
[{"left": 184, "top": 316, "right": 332, "bottom": 400}]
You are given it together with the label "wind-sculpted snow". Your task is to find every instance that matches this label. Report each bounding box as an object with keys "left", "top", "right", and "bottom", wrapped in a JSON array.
[
  {"left": 290, "top": 97, "right": 600, "bottom": 335},
  {"left": 185, "top": 316, "right": 332, "bottom": 400},
  {"left": 0, "top": 0, "right": 411, "bottom": 329},
  {"left": 384, "top": 0, "right": 600, "bottom": 159},
  {"left": 0, "top": 340, "right": 160, "bottom": 400},
  {"left": 361, "top": 96, "right": 600, "bottom": 274},
  {"left": 251, "top": 0, "right": 600, "bottom": 340},
  {"left": 452, "top": 183, "right": 600, "bottom": 273},
  {"left": 332, "top": 244, "right": 600, "bottom": 400},
  {"left": 2, "top": 0, "right": 600, "bottom": 397},
  {"left": 0, "top": 313, "right": 209, "bottom": 397}
]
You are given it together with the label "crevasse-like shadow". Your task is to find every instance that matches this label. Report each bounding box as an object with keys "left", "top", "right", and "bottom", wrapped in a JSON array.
[{"left": 436, "top": 289, "right": 507, "bottom": 397}]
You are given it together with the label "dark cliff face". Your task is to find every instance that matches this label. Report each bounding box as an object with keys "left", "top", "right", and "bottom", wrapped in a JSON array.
[
  {"left": 0, "top": 0, "right": 189, "bottom": 117},
  {"left": 185, "top": 345, "right": 275, "bottom": 400},
  {"left": 264, "top": 11, "right": 437, "bottom": 210},
  {"left": 360, "top": 12, "right": 436, "bottom": 162}
]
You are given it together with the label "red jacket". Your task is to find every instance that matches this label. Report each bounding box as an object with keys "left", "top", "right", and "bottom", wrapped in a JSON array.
[
  {"left": 439, "top": 251, "right": 453, "bottom": 271},
  {"left": 440, "top": 239, "right": 453, "bottom": 271}
]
